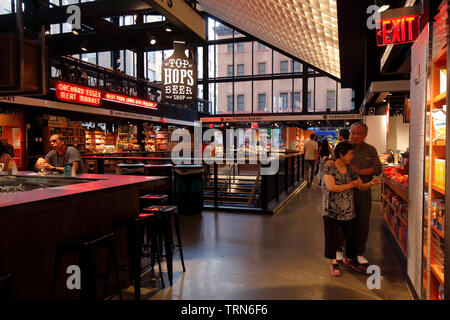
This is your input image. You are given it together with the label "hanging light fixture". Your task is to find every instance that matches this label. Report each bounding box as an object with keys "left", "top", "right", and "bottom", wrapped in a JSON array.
[
  {"left": 164, "top": 23, "right": 173, "bottom": 32},
  {"left": 80, "top": 41, "right": 88, "bottom": 52},
  {"left": 150, "top": 36, "right": 157, "bottom": 45}
]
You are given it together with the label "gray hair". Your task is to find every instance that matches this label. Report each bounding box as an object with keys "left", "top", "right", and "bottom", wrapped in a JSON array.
[{"left": 350, "top": 121, "right": 368, "bottom": 134}]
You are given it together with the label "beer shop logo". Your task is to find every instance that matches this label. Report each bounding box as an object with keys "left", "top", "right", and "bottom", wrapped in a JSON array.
[{"left": 162, "top": 41, "right": 197, "bottom": 105}]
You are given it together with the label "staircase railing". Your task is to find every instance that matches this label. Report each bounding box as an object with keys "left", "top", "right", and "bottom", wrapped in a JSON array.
[
  {"left": 247, "top": 165, "right": 261, "bottom": 207},
  {"left": 218, "top": 163, "right": 236, "bottom": 204}
]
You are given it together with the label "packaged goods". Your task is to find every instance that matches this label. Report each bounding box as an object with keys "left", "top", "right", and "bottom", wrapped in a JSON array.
[
  {"left": 440, "top": 67, "right": 447, "bottom": 95},
  {"left": 434, "top": 159, "right": 446, "bottom": 189},
  {"left": 431, "top": 109, "right": 446, "bottom": 140}
]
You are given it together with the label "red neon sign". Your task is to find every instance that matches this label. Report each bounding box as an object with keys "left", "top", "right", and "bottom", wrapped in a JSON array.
[
  {"left": 55, "top": 81, "right": 102, "bottom": 106},
  {"left": 104, "top": 93, "right": 158, "bottom": 109},
  {"left": 376, "top": 15, "right": 421, "bottom": 46}
]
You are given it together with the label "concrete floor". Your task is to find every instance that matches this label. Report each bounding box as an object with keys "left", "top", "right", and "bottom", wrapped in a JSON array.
[{"left": 121, "top": 182, "right": 413, "bottom": 300}]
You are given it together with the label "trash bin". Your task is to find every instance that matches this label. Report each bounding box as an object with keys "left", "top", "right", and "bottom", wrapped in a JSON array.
[
  {"left": 174, "top": 164, "right": 204, "bottom": 215},
  {"left": 145, "top": 164, "right": 174, "bottom": 200},
  {"left": 116, "top": 163, "right": 145, "bottom": 175}
]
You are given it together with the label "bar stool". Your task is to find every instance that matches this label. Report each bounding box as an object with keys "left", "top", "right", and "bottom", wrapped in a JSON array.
[
  {"left": 51, "top": 232, "right": 122, "bottom": 300},
  {"left": 142, "top": 205, "right": 186, "bottom": 286},
  {"left": 144, "top": 164, "right": 173, "bottom": 200},
  {"left": 113, "top": 213, "right": 165, "bottom": 300},
  {"left": 0, "top": 273, "right": 12, "bottom": 301},
  {"left": 140, "top": 194, "right": 168, "bottom": 209}
]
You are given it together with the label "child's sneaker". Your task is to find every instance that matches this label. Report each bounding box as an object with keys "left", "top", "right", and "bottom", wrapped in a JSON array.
[
  {"left": 329, "top": 263, "right": 341, "bottom": 277},
  {"left": 343, "top": 257, "right": 364, "bottom": 272}
]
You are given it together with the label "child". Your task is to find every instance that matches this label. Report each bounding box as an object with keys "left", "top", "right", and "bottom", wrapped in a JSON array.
[{"left": 322, "top": 142, "right": 380, "bottom": 276}]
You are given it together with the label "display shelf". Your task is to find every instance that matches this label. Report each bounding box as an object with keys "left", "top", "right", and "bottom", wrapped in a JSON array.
[
  {"left": 432, "top": 92, "right": 447, "bottom": 106},
  {"left": 382, "top": 174, "right": 408, "bottom": 201},
  {"left": 381, "top": 194, "right": 408, "bottom": 225},
  {"left": 383, "top": 213, "right": 407, "bottom": 256},
  {"left": 431, "top": 263, "right": 445, "bottom": 284},
  {"left": 431, "top": 223, "right": 445, "bottom": 239}
]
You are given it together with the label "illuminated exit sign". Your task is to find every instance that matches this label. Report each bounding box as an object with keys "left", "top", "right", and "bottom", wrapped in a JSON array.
[
  {"left": 55, "top": 81, "right": 102, "bottom": 106},
  {"left": 376, "top": 15, "right": 421, "bottom": 46}
]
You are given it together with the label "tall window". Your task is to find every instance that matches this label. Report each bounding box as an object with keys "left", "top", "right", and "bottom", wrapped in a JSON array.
[
  {"left": 327, "top": 90, "right": 336, "bottom": 109},
  {"left": 227, "top": 43, "right": 233, "bottom": 53},
  {"left": 280, "top": 93, "right": 288, "bottom": 110},
  {"left": 236, "top": 43, "right": 244, "bottom": 52},
  {"left": 148, "top": 52, "right": 156, "bottom": 63},
  {"left": 307, "top": 91, "right": 312, "bottom": 109},
  {"left": 258, "top": 43, "right": 266, "bottom": 50},
  {"left": 293, "top": 61, "right": 301, "bottom": 73},
  {"left": 237, "top": 95, "right": 244, "bottom": 111},
  {"left": 236, "top": 64, "right": 244, "bottom": 76},
  {"left": 280, "top": 61, "right": 289, "bottom": 73},
  {"left": 227, "top": 65, "right": 233, "bottom": 77},
  {"left": 227, "top": 95, "right": 233, "bottom": 112},
  {"left": 292, "top": 92, "right": 301, "bottom": 110},
  {"left": 258, "top": 62, "right": 266, "bottom": 75},
  {"left": 258, "top": 94, "right": 266, "bottom": 111}
]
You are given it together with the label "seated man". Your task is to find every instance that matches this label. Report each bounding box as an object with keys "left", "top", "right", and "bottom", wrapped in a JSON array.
[{"left": 35, "top": 134, "right": 85, "bottom": 174}]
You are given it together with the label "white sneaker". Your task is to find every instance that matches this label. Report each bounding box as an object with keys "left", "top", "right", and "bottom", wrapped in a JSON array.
[
  {"left": 336, "top": 251, "right": 344, "bottom": 261},
  {"left": 357, "top": 255, "right": 369, "bottom": 265}
]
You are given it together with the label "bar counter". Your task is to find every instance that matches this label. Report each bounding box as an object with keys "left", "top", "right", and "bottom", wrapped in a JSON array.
[{"left": 0, "top": 172, "right": 168, "bottom": 299}]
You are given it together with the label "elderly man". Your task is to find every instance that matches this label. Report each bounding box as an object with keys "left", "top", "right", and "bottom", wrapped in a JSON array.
[
  {"left": 348, "top": 122, "right": 382, "bottom": 264},
  {"left": 326, "top": 122, "right": 382, "bottom": 265},
  {"left": 35, "top": 134, "right": 85, "bottom": 174}
]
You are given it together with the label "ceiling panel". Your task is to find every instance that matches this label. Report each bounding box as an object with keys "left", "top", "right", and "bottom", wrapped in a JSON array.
[{"left": 198, "top": 0, "right": 340, "bottom": 78}]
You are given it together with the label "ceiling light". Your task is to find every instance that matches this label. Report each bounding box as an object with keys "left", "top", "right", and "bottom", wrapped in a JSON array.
[
  {"left": 45, "top": 30, "right": 50, "bottom": 35},
  {"left": 150, "top": 37, "right": 157, "bottom": 45},
  {"left": 80, "top": 41, "right": 88, "bottom": 52},
  {"left": 383, "top": 99, "right": 386, "bottom": 102},
  {"left": 164, "top": 23, "right": 173, "bottom": 32},
  {"left": 72, "top": 28, "right": 80, "bottom": 36},
  {"left": 378, "top": 5, "right": 390, "bottom": 13}
]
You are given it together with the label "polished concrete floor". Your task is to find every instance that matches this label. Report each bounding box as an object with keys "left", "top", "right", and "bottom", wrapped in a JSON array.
[{"left": 121, "top": 182, "right": 413, "bottom": 300}]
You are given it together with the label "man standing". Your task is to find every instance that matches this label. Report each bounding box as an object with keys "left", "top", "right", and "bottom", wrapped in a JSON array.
[
  {"left": 35, "top": 134, "right": 85, "bottom": 174},
  {"left": 303, "top": 133, "right": 318, "bottom": 187},
  {"left": 338, "top": 128, "right": 350, "bottom": 142},
  {"left": 349, "top": 122, "right": 382, "bottom": 265}
]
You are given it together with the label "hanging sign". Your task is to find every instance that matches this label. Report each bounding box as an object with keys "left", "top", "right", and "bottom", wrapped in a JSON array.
[
  {"left": 162, "top": 41, "right": 197, "bottom": 105},
  {"left": 55, "top": 81, "right": 102, "bottom": 106},
  {"left": 376, "top": 15, "right": 421, "bottom": 46},
  {"left": 104, "top": 93, "right": 157, "bottom": 109}
]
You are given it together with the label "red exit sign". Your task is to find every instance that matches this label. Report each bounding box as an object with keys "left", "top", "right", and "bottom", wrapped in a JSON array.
[{"left": 376, "top": 15, "right": 421, "bottom": 46}]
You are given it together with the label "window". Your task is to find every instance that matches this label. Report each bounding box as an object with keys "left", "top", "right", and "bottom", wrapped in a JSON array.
[
  {"left": 257, "top": 62, "right": 266, "bottom": 75},
  {"left": 258, "top": 43, "right": 266, "bottom": 50},
  {"left": 227, "top": 65, "right": 233, "bottom": 77},
  {"left": 148, "top": 52, "right": 156, "bottom": 63},
  {"left": 149, "top": 70, "right": 156, "bottom": 81},
  {"left": 280, "top": 92, "right": 289, "bottom": 110},
  {"left": 258, "top": 94, "right": 266, "bottom": 111},
  {"left": 236, "top": 43, "right": 244, "bottom": 52},
  {"left": 280, "top": 61, "right": 289, "bottom": 73},
  {"left": 237, "top": 64, "right": 244, "bottom": 76},
  {"left": 227, "top": 43, "right": 233, "bottom": 53},
  {"left": 237, "top": 95, "right": 244, "bottom": 111},
  {"left": 327, "top": 90, "right": 336, "bottom": 109},
  {"left": 292, "top": 92, "right": 301, "bottom": 110},
  {"left": 293, "top": 61, "right": 301, "bottom": 73},
  {"left": 227, "top": 95, "right": 233, "bottom": 112},
  {"left": 307, "top": 91, "right": 312, "bottom": 109}
]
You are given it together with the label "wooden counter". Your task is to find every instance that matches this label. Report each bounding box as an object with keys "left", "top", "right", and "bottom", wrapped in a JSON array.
[{"left": 0, "top": 172, "right": 167, "bottom": 299}]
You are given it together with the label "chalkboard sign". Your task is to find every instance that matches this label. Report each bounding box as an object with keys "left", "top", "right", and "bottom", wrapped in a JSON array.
[{"left": 162, "top": 41, "right": 197, "bottom": 105}]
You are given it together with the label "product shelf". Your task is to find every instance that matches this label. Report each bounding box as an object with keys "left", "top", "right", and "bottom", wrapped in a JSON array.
[
  {"left": 431, "top": 224, "right": 446, "bottom": 239},
  {"left": 432, "top": 92, "right": 447, "bottom": 106},
  {"left": 431, "top": 263, "right": 445, "bottom": 284}
]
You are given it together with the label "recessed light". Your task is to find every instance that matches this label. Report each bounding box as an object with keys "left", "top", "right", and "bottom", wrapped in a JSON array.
[
  {"left": 150, "top": 37, "right": 157, "bottom": 45},
  {"left": 72, "top": 29, "right": 80, "bottom": 36}
]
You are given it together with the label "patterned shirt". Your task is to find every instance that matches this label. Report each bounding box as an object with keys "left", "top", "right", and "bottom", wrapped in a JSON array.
[{"left": 322, "top": 165, "right": 359, "bottom": 221}]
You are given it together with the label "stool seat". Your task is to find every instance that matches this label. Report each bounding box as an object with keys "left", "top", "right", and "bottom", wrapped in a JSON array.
[
  {"left": 142, "top": 205, "right": 177, "bottom": 213},
  {"left": 138, "top": 213, "right": 155, "bottom": 218},
  {"left": 140, "top": 194, "right": 168, "bottom": 201},
  {"left": 144, "top": 164, "right": 173, "bottom": 168}
]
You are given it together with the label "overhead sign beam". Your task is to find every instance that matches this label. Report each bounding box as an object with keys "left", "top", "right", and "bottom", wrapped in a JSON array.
[
  {"left": 200, "top": 114, "right": 364, "bottom": 123},
  {"left": 143, "top": 0, "right": 206, "bottom": 40}
]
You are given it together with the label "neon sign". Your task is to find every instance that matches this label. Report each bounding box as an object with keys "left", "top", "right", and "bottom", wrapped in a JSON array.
[
  {"left": 376, "top": 15, "right": 420, "bottom": 46},
  {"left": 55, "top": 81, "right": 102, "bottom": 106},
  {"left": 103, "top": 93, "right": 158, "bottom": 109}
]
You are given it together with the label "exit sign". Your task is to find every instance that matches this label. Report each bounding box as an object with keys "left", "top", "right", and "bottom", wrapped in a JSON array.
[{"left": 376, "top": 15, "right": 421, "bottom": 46}]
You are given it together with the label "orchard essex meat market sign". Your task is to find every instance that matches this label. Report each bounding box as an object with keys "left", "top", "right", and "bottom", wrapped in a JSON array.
[{"left": 162, "top": 41, "right": 196, "bottom": 104}]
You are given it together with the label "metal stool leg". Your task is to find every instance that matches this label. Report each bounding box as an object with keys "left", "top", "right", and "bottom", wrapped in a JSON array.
[{"left": 173, "top": 213, "right": 186, "bottom": 272}]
